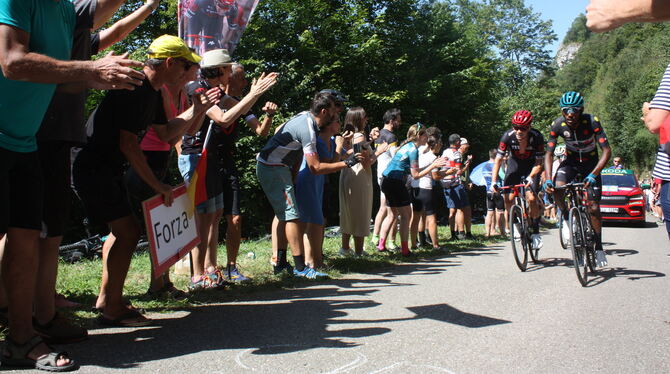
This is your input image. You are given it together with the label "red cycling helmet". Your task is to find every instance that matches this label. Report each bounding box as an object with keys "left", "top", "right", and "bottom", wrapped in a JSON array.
[{"left": 511, "top": 110, "right": 533, "bottom": 127}]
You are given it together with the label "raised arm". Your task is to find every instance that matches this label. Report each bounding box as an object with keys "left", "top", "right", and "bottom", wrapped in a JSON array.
[
  {"left": 586, "top": 0, "right": 670, "bottom": 32},
  {"left": 207, "top": 72, "right": 277, "bottom": 127},
  {"left": 97, "top": 1, "right": 158, "bottom": 50}
]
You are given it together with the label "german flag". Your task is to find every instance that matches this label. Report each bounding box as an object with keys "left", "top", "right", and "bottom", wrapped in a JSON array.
[{"left": 186, "top": 122, "right": 213, "bottom": 216}]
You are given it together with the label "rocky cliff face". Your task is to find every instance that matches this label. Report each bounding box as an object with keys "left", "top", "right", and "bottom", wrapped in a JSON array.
[{"left": 555, "top": 42, "right": 581, "bottom": 68}]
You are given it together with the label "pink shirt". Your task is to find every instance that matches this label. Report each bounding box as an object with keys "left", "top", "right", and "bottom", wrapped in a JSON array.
[{"left": 140, "top": 85, "right": 186, "bottom": 151}]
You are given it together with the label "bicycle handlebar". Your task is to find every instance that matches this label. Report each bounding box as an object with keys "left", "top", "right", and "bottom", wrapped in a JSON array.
[{"left": 554, "top": 182, "right": 586, "bottom": 190}]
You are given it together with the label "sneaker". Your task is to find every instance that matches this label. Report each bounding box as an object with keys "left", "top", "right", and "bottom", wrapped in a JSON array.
[
  {"left": 189, "top": 274, "right": 223, "bottom": 291},
  {"left": 370, "top": 235, "right": 379, "bottom": 246},
  {"left": 465, "top": 232, "right": 475, "bottom": 240},
  {"left": 456, "top": 232, "right": 466, "bottom": 240},
  {"left": 293, "top": 267, "right": 329, "bottom": 279},
  {"left": 224, "top": 265, "right": 250, "bottom": 283},
  {"left": 595, "top": 250, "right": 608, "bottom": 267},
  {"left": 386, "top": 242, "right": 398, "bottom": 251},
  {"left": 561, "top": 221, "right": 571, "bottom": 246},
  {"left": 339, "top": 247, "right": 353, "bottom": 257},
  {"left": 273, "top": 263, "right": 294, "bottom": 275},
  {"left": 531, "top": 234, "right": 543, "bottom": 250},
  {"left": 354, "top": 251, "right": 368, "bottom": 258}
]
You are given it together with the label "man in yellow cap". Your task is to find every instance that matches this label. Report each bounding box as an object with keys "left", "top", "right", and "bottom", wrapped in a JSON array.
[{"left": 72, "top": 35, "right": 219, "bottom": 327}]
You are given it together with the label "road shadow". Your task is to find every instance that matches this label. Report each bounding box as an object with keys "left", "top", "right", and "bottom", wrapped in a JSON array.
[
  {"left": 587, "top": 266, "right": 666, "bottom": 287},
  {"left": 525, "top": 257, "right": 573, "bottom": 272},
  {"left": 406, "top": 303, "right": 511, "bottom": 328},
  {"left": 605, "top": 249, "right": 639, "bottom": 257}
]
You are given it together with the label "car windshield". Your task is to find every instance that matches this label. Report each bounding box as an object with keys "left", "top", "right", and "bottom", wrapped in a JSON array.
[{"left": 602, "top": 174, "right": 637, "bottom": 187}]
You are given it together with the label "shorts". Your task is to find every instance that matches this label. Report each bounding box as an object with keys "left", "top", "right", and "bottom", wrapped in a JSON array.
[
  {"left": 221, "top": 172, "right": 241, "bottom": 216},
  {"left": 411, "top": 188, "right": 436, "bottom": 215},
  {"left": 503, "top": 157, "right": 540, "bottom": 195},
  {"left": 555, "top": 158, "right": 602, "bottom": 202},
  {"left": 124, "top": 150, "right": 172, "bottom": 221},
  {"left": 381, "top": 177, "right": 411, "bottom": 207},
  {"left": 486, "top": 191, "right": 504, "bottom": 211},
  {"left": 444, "top": 183, "right": 470, "bottom": 209},
  {"left": 72, "top": 154, "right": 131, "bottom": 225},
  {"left": 256, "top": 162, "right": 299, "bottom": 222},
  {"left": 178, "top": 153, "right": 223, "bottom": 214},
  {"left": 38, "top": 142, "right": 73, "bottom": 237},
  {"left": 0, "top": 147, "right": 43, "bottom": 233}
]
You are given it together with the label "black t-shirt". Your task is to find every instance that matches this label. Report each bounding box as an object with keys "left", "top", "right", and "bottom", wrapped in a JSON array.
[
  {"left": 213, "top": 95, "right": 255, "bottom": 174},
  {"left": 79, "top": 78, "right": 167, "bottom": 170},
  {"left": 181, "top": 80, "right": 218, "bottom": 155}
]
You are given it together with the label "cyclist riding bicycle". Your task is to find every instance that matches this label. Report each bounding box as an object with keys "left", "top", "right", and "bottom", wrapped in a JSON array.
[
  {"left": 544, "top": 91, "right": 612, "bottom": 267},
  {"left": 491, "top": 110, "right": 545, "bottom": 250}
]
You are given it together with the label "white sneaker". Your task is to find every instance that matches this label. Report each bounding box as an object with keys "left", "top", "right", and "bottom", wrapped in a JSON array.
[
  {"left": 339, "top": 247, "right": 352, "bottom": 257},
  {"left": 561, "top": 221, "right": 571, "bottom": 247},
  {"left": 595, "top": 250, "right": 608, "bottom": 267},
  {"left": 513, "top": 224, "right": 521, "bottom": 241},
  {"left": 531, "top": 234, "right": 543, "bottom": 250}
]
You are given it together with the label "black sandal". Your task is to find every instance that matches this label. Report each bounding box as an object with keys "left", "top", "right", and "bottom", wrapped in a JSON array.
[{"left": 1, "top": 335, "right": 78, "bottom": 372}]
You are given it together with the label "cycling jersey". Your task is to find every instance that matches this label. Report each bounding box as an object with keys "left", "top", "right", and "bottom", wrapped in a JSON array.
[
  {"left": 546, "top": 114, "right": 609, "bottom": 163},
  {"left": 382, "top": 142, "right": 419, "bottom": 180},
  {"left": 496, "top": 128, "right": 545, "bottom": 161},
  {"left": 257, "top": 111, "right": 318, "bottom": 168}
]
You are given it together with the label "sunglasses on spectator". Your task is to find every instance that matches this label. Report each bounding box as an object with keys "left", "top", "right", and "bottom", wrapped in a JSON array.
[
  {"left": 561, "top": 107, "right": 583, "bottom": 115},
  {"left": 176, "top": 58, "right": 199, "bottom": 71}
]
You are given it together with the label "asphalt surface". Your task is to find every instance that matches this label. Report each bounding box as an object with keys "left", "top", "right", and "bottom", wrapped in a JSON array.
[{"left": 6, "top": 217, "right": 670, "bottom": 373}]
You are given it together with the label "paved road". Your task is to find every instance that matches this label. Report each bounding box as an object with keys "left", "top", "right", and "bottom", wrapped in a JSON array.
[{"left": 11, "top": 218, "right": 670, "bottom": 373}]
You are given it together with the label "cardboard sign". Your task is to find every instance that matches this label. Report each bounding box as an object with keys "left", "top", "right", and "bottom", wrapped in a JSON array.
[{"left": 143, "top": 184, "right": 200, "bottom": 277}]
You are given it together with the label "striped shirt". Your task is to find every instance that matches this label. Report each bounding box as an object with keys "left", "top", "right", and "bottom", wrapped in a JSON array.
[{"left": 650, "top": 63, "right": 670, "bottom": 181}]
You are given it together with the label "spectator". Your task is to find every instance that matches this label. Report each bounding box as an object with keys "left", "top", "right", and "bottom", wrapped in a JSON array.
[
  {"left": 586, "top": 0, "right": 670, "bottom": 32},
  {"left": 459, "top": 137, "right": 474, "bottom": 238},
  {"left": 610, "top": 156, "right": 625, "bottom": 169},
  {"left": 408, "top": 127, "right": 446, "bottom": 250},
  {"left": 378, "top": 124, "right": 446, "bottom": 256},
  {"left": 0, "top": 0, "right": 146, "bottom": 370},
  {"left": 435, "top": 134, "right": 472, "bottom": 240},
  {"left": 297, "top": 113, "right": 345, "bottom": 270},
  {"left": 31, "top": 0, "right": 161, "bottom": 344},
  {"left": 209, "top": 62, "right": 278, "bottom": 283},
  {"left": 256, "top": 90, "right": 361, "bottom": 278},
  {"left": 339, "top": 107, "right": 384, "bottom": 257},
  {"left": 482, "top": 149, "right": 505, "bottom": 237},
  {"left": 178, "top": 49, "right": 276, "bottom": 289},
  {"left": 124, "top": 54, "right": 200, "bottom": 300},
  {"left": 371, "top": 109, "right": 401, "bottom": 250},
  {"left": 642, "top": 65, "right": 670, "bottom": 239},
  {"left": 73, "top": 35, "right": 214, "bottom": 327}
]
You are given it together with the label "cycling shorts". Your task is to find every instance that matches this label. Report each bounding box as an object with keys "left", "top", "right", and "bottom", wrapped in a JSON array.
[
  {"left": 486, "top": 191, "right": 504, "bottom": 211},
  {"left": 411, "top": 188, "right": 436, "bottom": 215},
  {"left": 381, "top": 177, "right": 411, "bottom": 208},
  {"left": 555, "top": 158, "right": 602, "bottom": 202},
  {"left": 0, "top": 148, "right": 43, "bottom": 233}
]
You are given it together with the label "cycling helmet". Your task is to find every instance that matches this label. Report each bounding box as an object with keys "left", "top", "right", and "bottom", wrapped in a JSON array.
[
  {"left": 560, "top": 91, "right": 584, "bottom": 108},
  {"left": 554, "top": 145, "right": 566, "bottom": 157},
  {"left": 511, "top": 110, "right": 533, "bottom": 127}
]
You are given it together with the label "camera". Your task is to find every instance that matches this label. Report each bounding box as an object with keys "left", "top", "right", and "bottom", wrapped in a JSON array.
[{"left": 353, "top": 142, "right": 362, "bottom": 154}]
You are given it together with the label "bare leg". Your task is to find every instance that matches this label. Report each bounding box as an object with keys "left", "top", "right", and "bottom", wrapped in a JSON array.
[
  {"left": 3, "top": 228, "right": 71, "bottom": 366},
  {"left": 426, "top": 214, "right": 439, "bottom": 248},
  {"left": 193, "top": 211, "right": 218, "bottom": 278},
  {"left": 463, "top": 206, "right": 472, "bottom": 234},
  {"left": 34, "top": 236, "right": 62, "bottom": 324},
  {"left": 285, "top": 220, "right": 303, "bottom": 257},
  {"left": 341, "top": 233, "right": 351, "bottom": 250},
  {"left": 485, "top": 210, "right": 494, "bottom": 236},
  {"left": 204, "top": 209, "right": 223, "bottom": 272},
  {"left": 225, "top": 214, "right": 242, "bottom": 266},
  {"left": 410, "top": 209, "right": 421, "bottom": 248},
  {"left": 95, "top": 233, "right": 115, "bottom": 310},
  {"left": 271, "top": 216, "right": 280, "bottom": 264},
  {"left": 353, "top": 236, "right": 365, "bottom": 255},
  {"left": 372, "top": 193, "right": 388, "bottom": 237}
]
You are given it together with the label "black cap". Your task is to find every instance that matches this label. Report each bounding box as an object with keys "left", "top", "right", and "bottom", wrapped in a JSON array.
[{"left": 448, "top": 133, "right": 461, "bottom": 145}]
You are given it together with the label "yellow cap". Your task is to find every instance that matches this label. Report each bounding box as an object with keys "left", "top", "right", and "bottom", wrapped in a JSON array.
[{"left": 147, "top": 35, "right": 201, "bottom": 64}]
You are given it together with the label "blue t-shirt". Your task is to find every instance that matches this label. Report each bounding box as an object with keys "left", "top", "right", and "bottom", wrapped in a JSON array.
[
  {"left": 383, "top": 142, "right": 419, "bottom": 180},
  {"left": 0, "top": 0, "right": 76, "bottom": 152}
]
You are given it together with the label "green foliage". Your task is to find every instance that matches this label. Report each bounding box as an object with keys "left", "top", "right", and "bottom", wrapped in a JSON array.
[
  {"left": 562, "top": 13, "right": 591, "bottom": 44},
  {"left": 555, "top": 21, "right": 670, "bottom": 172}
]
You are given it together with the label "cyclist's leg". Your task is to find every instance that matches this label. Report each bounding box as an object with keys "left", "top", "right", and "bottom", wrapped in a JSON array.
[
  {"left": 553, "top": 160, "right": 576, "bottom": 220},
  {"left": 583, "top": 165, "right": 604, "bottom": 250}
]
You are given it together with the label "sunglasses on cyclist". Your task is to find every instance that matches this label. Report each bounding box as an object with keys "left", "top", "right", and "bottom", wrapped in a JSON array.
[
  {"left": 513, "top": 126, "right": 529, "bottom": 132},
  {"left": 561, "top": 106, "right": 583, "bottom": 115}
]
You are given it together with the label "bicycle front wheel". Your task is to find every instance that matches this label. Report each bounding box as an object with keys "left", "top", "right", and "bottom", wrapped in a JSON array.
[
  {"left": 509, "top": 204, "right": 528, "bottom": 272},
  {"left": 558, "top": 216, "right": 568, "bottom": 250},
  {"left": 568, "top": 207, "right": 588, "bottom": 286}
]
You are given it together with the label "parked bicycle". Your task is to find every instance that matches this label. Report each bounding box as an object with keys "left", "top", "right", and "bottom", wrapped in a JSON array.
[
  {"left": 59, "top": 219, "right": 149, "bottom": 263},
  {"left": 501, "top": 184, "right": 540, "bottom": 272},
  {"left": 555, "top": 181, "right": 598, "bottom": 286}
]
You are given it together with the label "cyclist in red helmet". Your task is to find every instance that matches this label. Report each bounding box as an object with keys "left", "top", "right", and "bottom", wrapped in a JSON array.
[{"left": 491, "top": 110, "right": 546, "bottom": 250}]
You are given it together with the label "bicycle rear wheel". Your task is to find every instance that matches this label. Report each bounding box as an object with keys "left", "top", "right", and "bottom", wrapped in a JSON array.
[
  {"left": 509, "top": 204, "right": 528, "bottom": 272},
  {"left": 568, "top": 207, "right": 588, "bottom": 286}
]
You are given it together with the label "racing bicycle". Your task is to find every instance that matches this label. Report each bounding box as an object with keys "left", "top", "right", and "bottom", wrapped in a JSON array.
[{"left": 500, "top": 184, "right": 540, "bottom": 272}]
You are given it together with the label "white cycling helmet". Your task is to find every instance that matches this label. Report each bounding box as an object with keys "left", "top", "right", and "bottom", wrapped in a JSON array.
[{"left": 554, "top": 145, "right": 566, "bottom": 157}]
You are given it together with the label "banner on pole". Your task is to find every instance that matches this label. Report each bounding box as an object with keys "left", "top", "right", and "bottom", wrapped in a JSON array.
[
  {"left": 143, "top": 184, "right": 200, "bottom": 277},
  {"left": 178, "top": 0, "right": 261, "bottom": 55}
]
